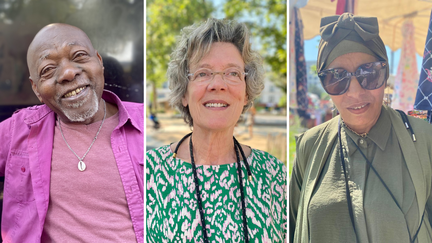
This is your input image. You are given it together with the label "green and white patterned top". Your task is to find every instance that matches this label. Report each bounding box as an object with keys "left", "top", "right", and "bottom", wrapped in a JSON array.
[{"left": 146, "top": 145, "right": 287, "bottom": 243}]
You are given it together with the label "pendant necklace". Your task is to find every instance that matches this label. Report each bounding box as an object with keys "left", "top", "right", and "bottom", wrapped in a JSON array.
[
  {"left": 58, "top": 99, "right": 106, "bottom": 172},
  {"left": 173, "top": 132, "right": 252, "bottom": 243}
]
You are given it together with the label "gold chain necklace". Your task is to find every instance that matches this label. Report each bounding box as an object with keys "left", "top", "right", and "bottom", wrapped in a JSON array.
[{"left": 342, "top": 121, "right": 368, "bottom": 138}]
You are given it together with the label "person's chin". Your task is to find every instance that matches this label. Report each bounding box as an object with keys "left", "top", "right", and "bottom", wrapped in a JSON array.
[
  {"left": 197, "top": 120, "right": 233, "bottom": 132},
  {"left": 59, "top": 91, "right": 99, "bottom": 122}
]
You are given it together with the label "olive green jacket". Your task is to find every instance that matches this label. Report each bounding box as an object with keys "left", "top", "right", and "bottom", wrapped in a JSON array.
[{"left": 289, "top": 106, "right": 432, "bottom": 243}]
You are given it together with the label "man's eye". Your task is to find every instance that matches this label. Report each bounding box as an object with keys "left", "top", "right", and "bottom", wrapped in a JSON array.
[
  {"left": 41, "top": 67, "right": 55, "bottom": 76},
  {"left": 74, "top": 52, "right": 88, "bottom": 59}
]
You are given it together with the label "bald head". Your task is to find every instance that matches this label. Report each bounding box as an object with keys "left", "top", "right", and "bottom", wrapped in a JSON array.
[{"left": 27, "top": 23, "right": 96, "bottom": 81}]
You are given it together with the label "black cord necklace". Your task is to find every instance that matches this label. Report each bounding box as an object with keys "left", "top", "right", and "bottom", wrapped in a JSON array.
[
  {"left": 338, "top": 118, "right": 423, "bottom": 243},
  {"left": 173, "top": 132, "right": 252, "bottom": 243}
]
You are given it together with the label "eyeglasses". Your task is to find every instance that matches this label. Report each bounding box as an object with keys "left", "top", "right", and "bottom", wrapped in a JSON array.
[
  {"left": 187, "top": 68, "right": 248, "bottom": 84},
  {"left": 318, "top": 61, "right": 387, "bottom": 95}
]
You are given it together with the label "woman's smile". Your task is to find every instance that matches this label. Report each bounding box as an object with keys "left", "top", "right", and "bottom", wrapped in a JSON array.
[{"left": 183, "top": 42, "right": 247, "bottom": 131}]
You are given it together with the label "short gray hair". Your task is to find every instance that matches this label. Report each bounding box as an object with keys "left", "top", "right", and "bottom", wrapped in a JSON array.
[{"left": 167, "top": 18, "right": 265, "bottom": 126}]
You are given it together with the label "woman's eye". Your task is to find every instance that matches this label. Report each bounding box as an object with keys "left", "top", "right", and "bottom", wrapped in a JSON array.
[
  {"left": 363, "top": 63, "right": 373, "bottom": 69},
  {"left": 197, "top": 72, "right": 208, "bottom": 77},
  {"left": 229, "top": 72, "right": 239, "bottom": 77}
]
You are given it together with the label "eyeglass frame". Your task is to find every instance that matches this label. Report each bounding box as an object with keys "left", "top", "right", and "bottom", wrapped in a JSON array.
[
  {"left": 187, "top": 68, "right": 248, "bottom": 84},
  {"left": 317, "top": 61, "right": 387, "bottom": 96}
]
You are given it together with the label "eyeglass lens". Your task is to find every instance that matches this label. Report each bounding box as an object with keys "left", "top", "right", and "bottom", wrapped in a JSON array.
[
  {"left": 318, "top": 61, "right": 387, "bottom": 95},
  {"left": 189, "top": 68, "right": 245, "bottom": 83}
]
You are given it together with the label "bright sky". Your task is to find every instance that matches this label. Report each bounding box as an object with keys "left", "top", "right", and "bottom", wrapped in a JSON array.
[{"left": 304, "top": 36, "right": 424, "bottom": 75}]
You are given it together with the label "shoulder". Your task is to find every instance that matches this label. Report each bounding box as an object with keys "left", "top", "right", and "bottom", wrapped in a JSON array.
[
  {"left": 250, "top": 148, "right": 286, "bottom": 178},
  {"left": 295, "top": 116, "right": 339, "bottom": 155},
  {"left": 1, "top": 104, "right": 53, "bottom": 128},
  {"left": 385, "top": 106, "right": 432, "bottom": 142},
  {"left": 122, "top": 101, "right": 144, "bottom": 110},
  {"left": 146, "top": 144, "right": 173, "bottom": 164},
  {"left": 121, "top": 101, "right": 144, "bottom": 117}
]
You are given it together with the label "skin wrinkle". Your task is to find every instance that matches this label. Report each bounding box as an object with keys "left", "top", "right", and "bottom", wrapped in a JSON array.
[
  {"left": 26, "top": 23, "right": 117, "bottom": 125},
  {"left": 173, "top": 42, "right": 251, "bottom": 166},
  {"left": 193, "top": 63, "right": 243, "bottom": 71}
]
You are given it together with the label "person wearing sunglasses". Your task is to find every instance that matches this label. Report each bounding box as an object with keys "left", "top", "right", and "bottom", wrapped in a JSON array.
[
  {"left": 290, "top": 13, "right": 432, "bottom": 243},
  {"left": 146, "top": 19, "right": 287, "bottom": 242}
]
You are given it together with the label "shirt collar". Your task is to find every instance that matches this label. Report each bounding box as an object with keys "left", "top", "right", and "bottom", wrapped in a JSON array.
[
  {"left": 343, "top": 106, "right": 390, "bottom": 155},
  {"left": 102, "top": 90, "right": 143, "bottom": 133},
  {"left": 367, "top": 106, "right": 391, "bottom": 151}
]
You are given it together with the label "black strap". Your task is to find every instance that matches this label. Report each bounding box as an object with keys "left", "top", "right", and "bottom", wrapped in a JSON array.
[
  {"left": 338, "top": 119, "right": 359, "bottom": 243},
  {"left": 396, "top": 109, "right": 416, "bottom": 142},
  {"left": 174, "top": 133, "right": 250, "bottom": 243},
  {"left": 339, "top": 117, "right": 424, "bottom": 243}
]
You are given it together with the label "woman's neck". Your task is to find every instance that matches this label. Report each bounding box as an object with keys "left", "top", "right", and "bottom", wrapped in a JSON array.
[{"left": 176, "top": 127, "right": 237, "bottom": 165}]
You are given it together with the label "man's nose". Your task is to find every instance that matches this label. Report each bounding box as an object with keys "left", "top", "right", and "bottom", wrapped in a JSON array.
[{"left": 56, "top": 61, "right": 81, "bottom": 83}]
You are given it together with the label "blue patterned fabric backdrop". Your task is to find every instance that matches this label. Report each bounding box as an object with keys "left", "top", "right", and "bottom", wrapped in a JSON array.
[
  {"left": 294, "top": 8, "right": 308, "bottom": 111},
  {"left": 414, "top": 10, "right": 432, "bottom": 112}
]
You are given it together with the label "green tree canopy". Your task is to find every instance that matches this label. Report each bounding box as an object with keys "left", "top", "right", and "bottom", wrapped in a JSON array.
[
  {"left": 224, "top": 0, "right": 287, "bottom": 93},
  {"left": 146, "top": 0, "right": 214, "bottom": 110}
]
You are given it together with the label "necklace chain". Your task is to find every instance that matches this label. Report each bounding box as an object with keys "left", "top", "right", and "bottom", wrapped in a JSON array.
[
  {"left": 342, "top": 121, "right": 368, "bottom": 137},
  {"left": 58, "top": 99, "right": 107, "bottom": 171}
]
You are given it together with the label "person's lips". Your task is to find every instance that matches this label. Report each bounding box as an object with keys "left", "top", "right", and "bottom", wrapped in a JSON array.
[
  {"left": 61, "top": 85, "right": 89, "bottom": 99},
  {"left": 346, "top": 103, "right": 370, "bottom": 114},
  {"left": 203, "top": 100, "right": 229, "bottom": 108}
]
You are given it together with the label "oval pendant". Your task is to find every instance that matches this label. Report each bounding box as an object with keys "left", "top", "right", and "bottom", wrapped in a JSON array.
[{"left": 78, "top": 160, "right": 86, "bottom": 171}]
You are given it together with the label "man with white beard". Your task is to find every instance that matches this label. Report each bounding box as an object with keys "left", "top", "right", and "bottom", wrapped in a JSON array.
[{"left": 0, "top": 23, "right": 143, "bottom": 243}]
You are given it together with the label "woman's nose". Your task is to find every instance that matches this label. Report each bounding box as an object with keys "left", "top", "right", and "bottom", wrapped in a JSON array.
[
  {"left": 207, "top": 73, "right": 227, "bottom": 91},
  {"left": 345, "top": 76, "right": 366, "bottom": 97}
]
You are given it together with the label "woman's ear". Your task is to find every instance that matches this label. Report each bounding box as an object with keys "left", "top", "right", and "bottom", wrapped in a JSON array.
[{"left": 182, "top": 96, "right": 188, "bottom": 107}]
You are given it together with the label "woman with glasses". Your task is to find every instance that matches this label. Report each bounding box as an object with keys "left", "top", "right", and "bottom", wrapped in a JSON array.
[
  {"left": 290, "top": 13, "right": 432, "bottom": 243},
  {"left": 146, "top": 18, "right": 287, "bottom": 242}
]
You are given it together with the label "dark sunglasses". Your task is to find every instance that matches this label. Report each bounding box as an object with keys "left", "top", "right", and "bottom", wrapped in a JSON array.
[{"left": 318, "top": 61, "right": 387, "bottom": 95}]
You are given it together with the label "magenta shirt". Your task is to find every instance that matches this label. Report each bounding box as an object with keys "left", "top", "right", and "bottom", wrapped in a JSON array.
[{"left": 0, "top": 90, "right": 144, "bottom": 243}]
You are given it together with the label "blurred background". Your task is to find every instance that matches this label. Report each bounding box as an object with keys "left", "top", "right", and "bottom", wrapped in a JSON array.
[
  {"left": 0, "top": 0, "right": 143, "bottom": 238},
  {"left": 146, "top": 0, "right": 288, "bottom": 165}
]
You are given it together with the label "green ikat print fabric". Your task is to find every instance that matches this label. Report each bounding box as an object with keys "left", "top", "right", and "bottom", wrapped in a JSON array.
[{"left": 146, "top": 145, "right": 287, "bottom": 243}]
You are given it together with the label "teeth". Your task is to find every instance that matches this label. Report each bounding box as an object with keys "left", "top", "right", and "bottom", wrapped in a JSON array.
[
  {"left": 205, "top": 103, "right": 227, "bottom": 108},
  {"left": 352, "top": 104, "right": 367, "bottom": 110},
  {"left": 64, "top": 87, "right": 85, "bottom": 98}
]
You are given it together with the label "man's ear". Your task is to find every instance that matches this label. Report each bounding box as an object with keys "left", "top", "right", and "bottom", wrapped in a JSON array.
[
  {"left": 30, "top": 78, "right": 43, "bottom": 103},
  {"left": 96, "top": 51, "right": 104, "bottom": 70}
]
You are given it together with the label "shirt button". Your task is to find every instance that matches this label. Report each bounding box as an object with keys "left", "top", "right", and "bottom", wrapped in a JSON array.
[{"left": 359, "top": 139, "right": 364, "bottom": 145}]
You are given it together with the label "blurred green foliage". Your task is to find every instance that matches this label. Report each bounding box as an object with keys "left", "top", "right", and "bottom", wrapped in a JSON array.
[
  {"left": 146, "top": 0, "right": 214, "bottom": 110},
  {"left": 224, "top": 0, "right": 287, "bottom": 93}
]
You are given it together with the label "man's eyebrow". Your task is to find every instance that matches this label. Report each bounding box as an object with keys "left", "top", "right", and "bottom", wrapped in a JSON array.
[
  {"left": 40, "top": 54, "right": 49, "bottom": 61},
  {"left": 67, "top": 41, "right": 88, "bottom": 47},
  {"left": 37, "top": 42, "right": 88, "bottom": 61}
]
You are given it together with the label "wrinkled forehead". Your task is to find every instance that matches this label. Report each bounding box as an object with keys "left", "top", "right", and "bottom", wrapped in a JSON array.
[
  {"left": 28, "top": 25, "right": 92, "bottom": 58},
  {"left": 27, "top": 25, "right": 94, "bottom": 73}
]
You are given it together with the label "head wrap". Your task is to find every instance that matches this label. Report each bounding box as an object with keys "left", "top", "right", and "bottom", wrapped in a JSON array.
[{"left": 317, "top": 13, "right": 389, "bottom": 77}]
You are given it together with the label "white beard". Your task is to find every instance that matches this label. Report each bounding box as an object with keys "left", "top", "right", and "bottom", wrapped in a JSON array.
[{"left": 60, "top": 89, "right": 99, "bottom": 122}]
